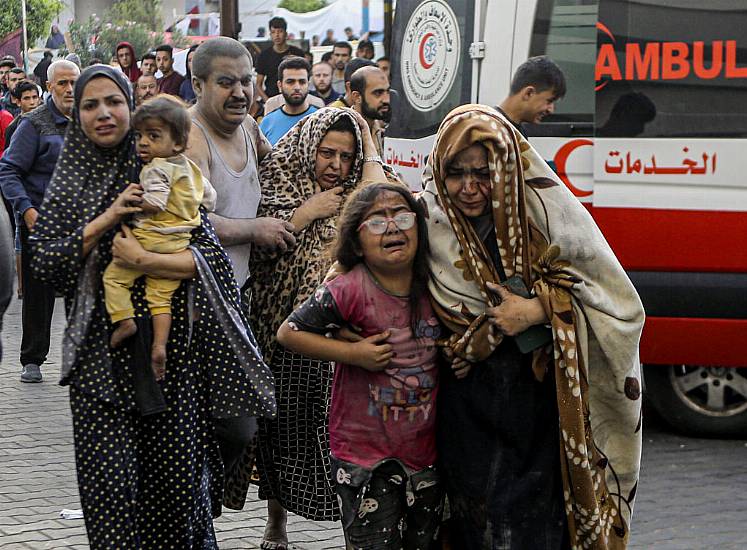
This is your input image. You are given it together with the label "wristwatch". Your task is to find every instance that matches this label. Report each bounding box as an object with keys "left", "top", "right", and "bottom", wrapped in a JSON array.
[{"left": 363, "top": 155, "right": 383, "bottom": 164}]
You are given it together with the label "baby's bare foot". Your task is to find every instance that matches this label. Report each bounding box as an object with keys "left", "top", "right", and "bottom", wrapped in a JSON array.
[
  {"left": 151, "top": 344, "right": 167, "bottom": 381},
  {"left": 110, "top": 319, "right": 137, "bottom": 348}
]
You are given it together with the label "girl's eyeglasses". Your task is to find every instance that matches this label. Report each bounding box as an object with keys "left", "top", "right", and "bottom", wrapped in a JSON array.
[{"left": 357, "top": 212, "right": 417, "bottom": 234}]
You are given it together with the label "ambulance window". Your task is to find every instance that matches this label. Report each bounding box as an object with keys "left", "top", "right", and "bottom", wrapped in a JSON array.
[
  {"left": 528, "top": 0, "right": 598, "bottom": 135},
  {"left": 595, "top": 0, "right": 747, "bottom": 138}
]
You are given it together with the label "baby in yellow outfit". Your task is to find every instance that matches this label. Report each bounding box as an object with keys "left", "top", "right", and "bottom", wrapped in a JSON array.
[{"left": 104, "top": 96, "right": 216, "bottom": 379}]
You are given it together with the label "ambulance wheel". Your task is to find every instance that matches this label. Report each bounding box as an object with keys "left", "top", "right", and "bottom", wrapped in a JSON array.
[{"left": 644, "top": 364, "right": 747, "bottom": 438}]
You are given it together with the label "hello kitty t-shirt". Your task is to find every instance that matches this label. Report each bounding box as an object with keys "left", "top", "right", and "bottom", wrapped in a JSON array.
[{"left": 287, "top": 264, "right": 440, "bottom": 471}]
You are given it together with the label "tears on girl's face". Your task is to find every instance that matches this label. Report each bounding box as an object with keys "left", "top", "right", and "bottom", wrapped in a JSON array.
[{"left": 357, "top": 190, "right": 418, "bottom": 275}]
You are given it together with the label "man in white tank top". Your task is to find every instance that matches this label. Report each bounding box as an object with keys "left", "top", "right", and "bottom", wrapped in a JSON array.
[
  {"left": 186, "top": 38, "right": 297, "bottom": 548},
  {"left": 187, "top": 37, "right": 296, "bottom": 290}
]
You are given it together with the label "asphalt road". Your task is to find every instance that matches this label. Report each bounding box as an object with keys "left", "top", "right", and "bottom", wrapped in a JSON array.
[{"left": 1, "top": 297, "right": 746, "bottom": 549}]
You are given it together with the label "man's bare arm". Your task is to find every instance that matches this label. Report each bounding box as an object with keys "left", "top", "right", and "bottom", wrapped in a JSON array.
[
  {"left": 245, "top": 116, "right": 272, "bottom": 161},
  {"left": 208, "top": 213, "right": 296, "bottom": 251},
  {"left": 185, "top": 119, "right": 211, "bottom": 180}
]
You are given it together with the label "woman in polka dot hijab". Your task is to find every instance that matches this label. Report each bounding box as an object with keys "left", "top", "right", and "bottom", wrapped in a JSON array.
[
  {"left": 420, "top": 104, "right": 644, "bottom": 549},
  {"left": 29, "top": 65, "right": 276, "bottom": 549}
]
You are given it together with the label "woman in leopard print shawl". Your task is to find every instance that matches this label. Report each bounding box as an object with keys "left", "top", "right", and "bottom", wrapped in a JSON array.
[{"left": 226, "top": 107, "right": 387, "bottom": 544}]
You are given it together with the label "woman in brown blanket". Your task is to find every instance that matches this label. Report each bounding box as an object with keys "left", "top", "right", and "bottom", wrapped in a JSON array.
[
  {"left": 421, "top": 104, "right": 644, "bottom": 549},
  {"left": 226, "top": 107, "right": 386, "bottom": 549}
]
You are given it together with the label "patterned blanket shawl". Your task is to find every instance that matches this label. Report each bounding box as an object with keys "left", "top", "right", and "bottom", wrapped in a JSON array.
[
  {"left": 421, "top": 104, "right": 644, "bottom": 549},
  {"left": 249, "top": 107, "right": 365, "bottom": 363}
]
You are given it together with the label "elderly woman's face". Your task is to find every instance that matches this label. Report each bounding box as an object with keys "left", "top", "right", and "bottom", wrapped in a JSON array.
[
  {"left": 315, "top": 130, "right": 355, "bottom": 189},
  {"left": 79, "top": 77, "right": 130, "bottom": 148},
  {"left": 444, "top": 143, "right": 491, "bottom": 218}
]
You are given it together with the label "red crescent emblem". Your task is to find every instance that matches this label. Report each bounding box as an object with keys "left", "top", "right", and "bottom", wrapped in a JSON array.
[
  {"left": 554, "top": 139, "right": 593, "bottom": 198},
  {"left": 419, "top": 33, "right": 435, "bottom": 69}
]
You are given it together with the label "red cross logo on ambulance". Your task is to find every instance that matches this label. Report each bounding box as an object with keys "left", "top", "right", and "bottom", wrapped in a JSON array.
[{"left": 401, "top": 0, "right": 460, "bottom": 112}]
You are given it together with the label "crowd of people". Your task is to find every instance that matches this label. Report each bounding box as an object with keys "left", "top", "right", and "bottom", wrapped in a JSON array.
[{"left": 0, "top": 16, "right": 645, "bottom": 550}]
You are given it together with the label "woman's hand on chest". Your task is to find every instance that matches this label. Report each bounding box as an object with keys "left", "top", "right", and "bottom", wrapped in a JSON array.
[{"left": 291, "top": 186, "right": 344, "bottom": 231}]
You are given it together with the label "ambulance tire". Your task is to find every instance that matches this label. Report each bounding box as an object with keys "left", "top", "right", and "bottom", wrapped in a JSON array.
[{"left": 644, "top": 364, "right": 747, "bottom": 438}]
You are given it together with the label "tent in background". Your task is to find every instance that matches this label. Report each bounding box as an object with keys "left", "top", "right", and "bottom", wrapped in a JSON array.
[{"left": 240, "top": 0, "right": 385, "bottom": 41}]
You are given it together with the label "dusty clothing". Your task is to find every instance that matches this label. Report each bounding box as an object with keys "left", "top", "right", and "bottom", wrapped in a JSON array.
[
  {"left": 288, "top": 264, "right": 443, "bottom": 547},
  {"left": 29, "top": 66, "right": 275, "bottom": 549},
  {"left": 190, "top": 117, "right": 268, "bottom": 287},
  {"left": 287, "top": 264, "right": 441, "bottom": 471},
  {"left": 104, "top": 155, "right": 216, "bottom": 322},
  {"left": 132, "top": 155, "right": 216, "bottom": 238},
  {"left": 437, "top": 286, "right": 567, "bottom": 548},
  {"left": 333, "top": 458, "right": 442, "bottom": 550},
  {"left": 421, "top": 104, "right": 644, "bottom": 549},
  {"left": 224, "top": 108, "right": 366, "bottom": 519}
]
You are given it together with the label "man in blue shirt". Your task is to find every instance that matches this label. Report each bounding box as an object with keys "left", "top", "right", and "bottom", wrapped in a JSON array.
[
  {"left": 260, "top": 57, "right": 318, "bottom": 146},
  {"left": 0, "top": 60, "right": 79, "bottom": 383}
]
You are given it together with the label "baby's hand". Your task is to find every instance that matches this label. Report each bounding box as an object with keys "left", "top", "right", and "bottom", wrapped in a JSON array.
[
  {"left": 151, "top": 344, "right": 166, "bottom": 381},
  {"left": 349, "top": 331, "right": 392, "bottom": 372}
]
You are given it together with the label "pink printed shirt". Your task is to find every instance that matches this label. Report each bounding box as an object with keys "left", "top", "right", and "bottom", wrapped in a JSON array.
[{"left": 287, "top": 264, "right": 441, "bottom": 470}]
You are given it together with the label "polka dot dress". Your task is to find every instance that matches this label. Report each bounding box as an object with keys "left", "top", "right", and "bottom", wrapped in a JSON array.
[{"left": 30, "top": 67, "right": 276, "bottom": 549}]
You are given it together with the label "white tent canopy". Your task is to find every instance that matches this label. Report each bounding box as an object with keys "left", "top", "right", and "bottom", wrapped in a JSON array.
[{"left": 240, "top": 0, "right": 385, "bottom": 41}]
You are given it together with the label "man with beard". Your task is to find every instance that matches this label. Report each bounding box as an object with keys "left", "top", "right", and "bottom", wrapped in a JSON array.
[
  {"left": 0, "top": 59, "right": 16, "bottom": 96},
  {"left": 349, "top": 65, "right": 390, "bottom": 156},
  {"left": 328, "top": 57, "right": 375, "bottom": 109},
  {"left": 140, "top": 53, "right": 157, "bottom": 77},
  {"left": 0, "top": 60, "right": 79, "bottom": 383},
  {"left": 135, "top": 74, "right": 158, "bottom": 106},
  {"left": 259, "top": 57, "right": 318, "bottom": 145},
  {"left": 496, "top": 55, "right": 566, "bottom": 137},
  {"left": 255, "top": 17, "right": 304, "bottom": 103},
  {"left": 330, "top": 41, "right": 351, "bottom": 94},
  {"left": 309, "top": 61, "right": 341, "bottom": 105},
  {"left": 2, "top": 68, "right": 27, "bottom": 117}
]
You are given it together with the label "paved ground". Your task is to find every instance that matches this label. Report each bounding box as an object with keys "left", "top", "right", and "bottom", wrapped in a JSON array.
[{"left": 1, "top": 297, "right": 747, "bottom": 549}]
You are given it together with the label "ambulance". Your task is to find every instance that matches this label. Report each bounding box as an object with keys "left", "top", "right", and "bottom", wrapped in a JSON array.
[{"left": 385, "top": 0, "right": 747, "bottom": 436}]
